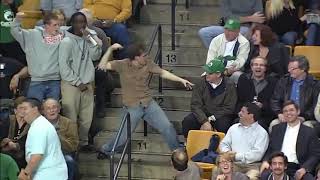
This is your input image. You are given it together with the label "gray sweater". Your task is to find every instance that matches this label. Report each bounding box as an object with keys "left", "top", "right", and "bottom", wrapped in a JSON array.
[
  {"left": 58, "top": 30, "right": 101, "bottom": 86},
  {"left": 10, "top": 20, "right": 62, "bottom": 81},
  {"left": 40, "top": 0, "right": 83, "bottom": 18}
]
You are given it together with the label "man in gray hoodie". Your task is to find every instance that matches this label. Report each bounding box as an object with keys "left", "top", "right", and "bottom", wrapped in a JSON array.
[
  {"left": 58, "top": 12, "right": 102, "bottom": 150},
  {"left": 11, "top": 12, "right": 64, "bottom": 101}
]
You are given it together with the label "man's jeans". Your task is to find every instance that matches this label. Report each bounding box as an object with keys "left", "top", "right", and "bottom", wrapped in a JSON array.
[
  {"left": 27, "top": 80, "right": 60, "bottom": 101},
  {"left": 198, "top": 25, "right": 250, "bottom": 48},
  {"left": 306, "top": 23, "right": 320, "bottom": 46},
  {"left": 103, "top": 23, "right": 130, "bottom": 59},
  {"left": 101, "top": 100, "right": 180, "bottom": 153},
  {"left": 64, "top": 154, "right": 77, "bottom": 180}
]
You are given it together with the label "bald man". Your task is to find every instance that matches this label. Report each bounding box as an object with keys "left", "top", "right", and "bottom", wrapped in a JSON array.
[{"left": 171, "top": 148, "right": 202, "bottom": 180}]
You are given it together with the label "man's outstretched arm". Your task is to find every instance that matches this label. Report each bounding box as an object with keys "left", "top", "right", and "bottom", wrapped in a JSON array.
[{"left": 160, "top": 69, "right": 194, "bottom": 90}]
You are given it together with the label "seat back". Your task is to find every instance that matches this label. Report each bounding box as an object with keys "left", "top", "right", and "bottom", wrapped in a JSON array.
[
  {"left": 186, "top": 130, "right": 225, "bottom": 160},
  {"left": 293, "top": 46, "right": 320, "bottom": 78}
]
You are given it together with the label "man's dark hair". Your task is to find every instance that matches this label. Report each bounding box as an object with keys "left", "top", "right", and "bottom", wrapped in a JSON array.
[
  {"left": 171, "top": 148, "right": 188, "bottom": 171},
  {"left": 243, "top": 102, "right": 261, "bottom": 121},
  {"left": 289, "top": 55, "right": 310, "bottom": 73},
  {"left": 282, "top": 100, "right": 299, "bottom": 111},
  {"left": 43, "top": 12, "right": 60, "bottom": 25},
  {"left": 268, "top": 151, "right": 288, "bottom": 166},
  {"left": 14, "top": 96, "right": 26, "bottom": 109},
  {"left": 69, "top": 12, "right": 87, "bottom": 25},
  {"left": 126, "top": 43, "right": 145, "bottom": 60},
  {"left": 22, "top": 98, "right": 42, "bottom": 112}
]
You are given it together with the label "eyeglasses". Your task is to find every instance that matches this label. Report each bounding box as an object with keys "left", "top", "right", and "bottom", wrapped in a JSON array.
[
  {"left": 288, "top": 67, "right": 299, "bottom": 71},
  {"left": 219, "top": 160, "right": 232, "bottom": 164}
]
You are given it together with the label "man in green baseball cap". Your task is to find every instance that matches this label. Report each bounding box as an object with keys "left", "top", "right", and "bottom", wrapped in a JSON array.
[
  {"left": 203, "top": 58, "right": 226, "bottom": 74},
  {"left": 223, "top": 17, "right": 241, "bottom": 42},
  {"left": 182, "top": 57, "right": 237, "bottom": 137}
]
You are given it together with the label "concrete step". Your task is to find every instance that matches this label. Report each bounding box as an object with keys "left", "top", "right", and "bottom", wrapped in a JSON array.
[
  {"left": 95, "top": 108, "right": 190, "bottom": 134},
  {"left": 78, "top": 150, "right": 174, "bottom": 179},
  {"left": 148, "top": 0, "right": 219, "bottom": 6},
  {"left": 110, "top": 89, "right": 192, "bottom": 110},
  {"left": 140, "top": 4, "right": 219, "bottom": 25}
]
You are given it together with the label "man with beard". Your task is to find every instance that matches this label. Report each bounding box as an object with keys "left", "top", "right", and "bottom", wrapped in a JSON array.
[{"left": 261, "top": 152, "right": 293, "bottom": 180}]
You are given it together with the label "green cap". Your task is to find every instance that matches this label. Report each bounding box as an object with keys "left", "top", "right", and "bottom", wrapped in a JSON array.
[
  {"left": 224, "top": 18, "right": 240, "bottom": 30},
  {"left": 203, "top": 58, "right": 225, "bottom": 74}
]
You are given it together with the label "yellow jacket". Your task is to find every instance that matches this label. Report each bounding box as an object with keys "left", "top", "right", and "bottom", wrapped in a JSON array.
[{"left": 83, "top": 0, "right": 132, "bottom": 23}]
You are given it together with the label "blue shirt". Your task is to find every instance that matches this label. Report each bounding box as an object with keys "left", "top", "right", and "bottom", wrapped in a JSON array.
[
  {"left": 290, "top": 79, "right": 304, "bottom": 105},
  {"left": 220, "top": 122, "right": 269, "bottom": 164},
  {"left": 25, "top": 115, "right": 67, "bottom": 180}
]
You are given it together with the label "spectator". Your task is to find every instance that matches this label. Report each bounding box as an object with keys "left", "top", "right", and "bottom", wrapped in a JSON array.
[
  {"left": 18, "top": 98, "right": 67, "bottom": 180},
  {"left": 59, "top": 12, "right": 102, "bottom": 151},
  {"left": 0, "top": 96, "right": 29, "bottom": 169},
  {"left": 270, "top": 55, "right": 320, "bottom": 131},
  {"left": 265, "top": 0, "right": 306, "bottom": 45},
  {"left": 84, "top": 0, "right": 131, "bottom": 59},
  {"left": 42, "top": 98, "right": 79, "bottom": 180},
  {"left": 260, "top": 101, "right": 320, "bottom": 180},
  {"left": 0, "top": 57, "right": 25, "bottom": 99},
  {"left": 10, "top": 12, "right": 65, "bottom": 101},
  {"left": 172, "top": 148, "right": 202, "bottom": 180},
  {"left": 237, "top": 56, "right": 278, "bottom": 130},
  {"left": 0, "top": 0, "right": 26, "bottom": 65},
  {"left": 261, "top": 152, "right": 293, "bottom": 180},
  {"left": 314, "top": 93, "right": 320, "bottom": 137},
  {"left": 80, "top": 8, "right": 114, "bottom": 118},
  {"left": 0, "top": 152, "right": 19, "bottom": 180},
  {"left": 220, "top": 102, "right": 269, "bottom": 178},
  {"left": 97, "top": 43, "right": 194, "bottom": 158},
  {"left": 205, "top": 18, "right": 250, "bottom": 83},
  {"left": 211, "top": 153, "right": 249, "bottom": 180},
  {"left": 245, "top": 24, "right": 289, "bottom": 77},
  {"left": 198, "top": 0, "right": 264, "bottom": 48},
  {"left": 182, "top": 58, "right": 237, "bottom": 137},
  {"left": 40, "top": 0, "right": 83, "bottom": 19}
]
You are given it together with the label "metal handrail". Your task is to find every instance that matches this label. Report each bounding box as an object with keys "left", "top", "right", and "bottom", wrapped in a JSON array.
[
  {"left": 110, "top": 113, "right": 131, "bottom": 180},
  {"left": 171, "top": 0, "right": 176, "bottom": 50},
  {"left": 145, "top": 24, "right": 162, "bottom": 137}
]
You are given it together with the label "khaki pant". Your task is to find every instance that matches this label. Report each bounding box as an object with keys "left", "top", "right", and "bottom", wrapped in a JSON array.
[
  {"left": 234, "top": 162, "right": 260, "bottom": 180},
  {"left": 61, "top": 81, "right": 94, "bottom": 146}
]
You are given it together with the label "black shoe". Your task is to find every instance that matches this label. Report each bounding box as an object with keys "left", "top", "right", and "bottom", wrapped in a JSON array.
[
  {"left": 79, "top": 145, "right": 95, "bottom": 153},
  {"left": 97, "top": 151, "right": 109, "bottom": 160}
]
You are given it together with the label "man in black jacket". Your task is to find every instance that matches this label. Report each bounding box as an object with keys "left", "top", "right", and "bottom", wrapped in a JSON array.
[
  {"left": 260, "top": 101, "right": 320, "bottom": 180},
  {"left": 269, "top": 55, "right": 320, "bottom": 131},
  {"left": 182, "top": 58, "right": 237, "bottom": 137},
  {"left": 236, "top": 56, "right": 278, "bottom": 130}
]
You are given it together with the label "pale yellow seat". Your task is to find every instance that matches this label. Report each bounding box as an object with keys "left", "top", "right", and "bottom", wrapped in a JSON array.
[
  {"left": 293, "top": 46, "right": 320, "bottom": 79},
  {"left": 186, "top": 130, "right": 225, "bottom": 179}
]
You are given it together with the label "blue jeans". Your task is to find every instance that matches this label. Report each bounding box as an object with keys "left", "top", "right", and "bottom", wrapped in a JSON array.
[
  {"left": 27, "top": 80, "right": 60, "bottom": 101},
  {"left": 279, "top": 31, "right": 297, "bottom": 46},
  {"left": 64, "top": 154, "right": 77, "bottom": 180},
  {"left": 306, "top": 23, "right": 320, "bottom": 46},
  {"left": 101, "top": 100, "right": 180, "bottom": 153},
  {"left": 198, "top": 25, "right": 250, "bottom": 48},
  {"left": 103, "top": 23, "right": 130, "bottom": 59}
]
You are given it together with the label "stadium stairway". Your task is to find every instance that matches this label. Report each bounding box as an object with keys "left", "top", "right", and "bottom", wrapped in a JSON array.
[
  {"left": 78, "top": 0, "right": 220, "bottom": 179},
  {"left": 15, "top": 0, "right": 220, "bottom": 179}
]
